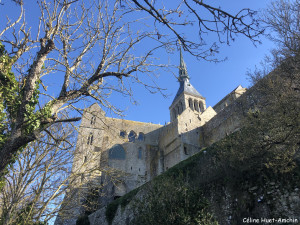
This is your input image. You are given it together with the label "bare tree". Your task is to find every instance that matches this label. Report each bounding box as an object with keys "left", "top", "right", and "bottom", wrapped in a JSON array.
[
  {"left": 0, "top": 0, "right": 263, "bottom": 176},
  {"left": 0, "top": 119, "right": 121, "bottom": 225},
  {"left": 0, "top": 122, "right": 78, "bottom": 225},
  {"left": 248, "top": 0, "right": 300, "bottom": 82}
]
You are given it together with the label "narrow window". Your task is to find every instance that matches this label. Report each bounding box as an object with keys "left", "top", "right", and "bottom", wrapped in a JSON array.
[
  {"left": 180, "top": 101, "right": 183, "bottom": 113},
  {"left": 184, "top": 146, "right": 188, "bottom": 155},
  {"left": 199, "top": 102, "right": 204, "bottom": 112},
  {"left": 194, "top": 100, "right": 199, "bottom": 112},
  {"left": 138, "top": 147, "right": 142, "bottom": 159},
  {"left": 84, "top": 156, "right": 87, "bottom": 163},
  {"left": 87, "top": 132, "right": 93, "bottom": 145},
  {"left": 198, "top": 102, "right": 202, "bottom": 112},
  {"left": 90, "top": 134, "right": 93, "bottom": 145},
  {"left": 188, "top": 98, "right": 194, "bottom": 110},
  {"left": 91, "top": 115, "right": 96, "bottom": 125}
]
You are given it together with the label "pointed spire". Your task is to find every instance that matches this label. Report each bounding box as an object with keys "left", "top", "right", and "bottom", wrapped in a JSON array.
[
  {"left": 179, "top": 42, "right": 189, "bottom": 81},
  {"left": 170, "top": 41, "right": 203, "bottom": 105}
]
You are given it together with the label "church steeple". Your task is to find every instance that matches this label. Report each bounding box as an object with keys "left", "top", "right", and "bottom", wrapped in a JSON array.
[
  {"left": 179, "top": 46, "right": 189, "bottom": 82},
  {"left": 169, "top": 48, "right": 206, "bottom": 122}
]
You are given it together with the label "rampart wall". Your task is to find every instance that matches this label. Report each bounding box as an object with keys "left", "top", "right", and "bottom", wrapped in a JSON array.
[{"left": 202, "top": 85, "right": 260, "bottom": 147}]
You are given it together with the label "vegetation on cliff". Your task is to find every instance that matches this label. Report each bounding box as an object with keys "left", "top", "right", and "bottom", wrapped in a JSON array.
[
  {"left": 103, "top": 63, "right": 300, "bottom": 224},
  {"left": 130, "top": 174, "right": 219, "bottom": 225}
]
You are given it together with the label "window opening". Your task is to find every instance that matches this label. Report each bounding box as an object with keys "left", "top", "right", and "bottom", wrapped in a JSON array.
[
  {"left": 138, "top": 132, "right": 145, "bottom": 141},
  {"left": 91, "top": 115, "right": 96, "bottom": 125},
  {"left": 184, "top": 146, "right": 188, "bottom": 155},
  {"left": 199, "top": 102, "right": 204, "bottom": 112},
  {"left": 194, "top": 100, "right": 199, "bottom": 112},
  {"left": 87, "top": 133, "right": 93, "bottom": 145},
  {"left": 128, "top": 130, "right": 137, "bottom": 142},
  {"left": 138, "top": 147, "right": 142, "bottom": 159},
  {"left": 120, "top": 130, "right": 126, "bottom": 138},
  {"left": 180, "top": 101, "right": 183, "bottom": 113},
  {"left": 109, "top": 144, "right": 126, "bottom": 160},
  {"left": 188, "top": 98, "right": 193, "bottom": 110}
]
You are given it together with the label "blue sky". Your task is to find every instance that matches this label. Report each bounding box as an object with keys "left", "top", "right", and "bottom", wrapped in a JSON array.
[
  {"left": 108, "top": 1, "right": 276, "bottom": 125},
  {"left": 0, "top": 0, "right": 275, "bottom": 125}
]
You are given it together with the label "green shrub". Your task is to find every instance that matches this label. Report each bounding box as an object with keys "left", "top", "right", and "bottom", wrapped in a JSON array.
[{"left": 131, "top": 174, "right": 219, "bottom": 225}]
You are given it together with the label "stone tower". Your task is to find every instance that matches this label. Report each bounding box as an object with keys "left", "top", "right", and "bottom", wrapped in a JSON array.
[{"left": 169, "top": 48, "right": 206, "bottom": 122}]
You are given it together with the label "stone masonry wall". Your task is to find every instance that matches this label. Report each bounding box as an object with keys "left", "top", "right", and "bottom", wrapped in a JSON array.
[{"left": 201, "top": 86, "right": 260, "bottom": 147}]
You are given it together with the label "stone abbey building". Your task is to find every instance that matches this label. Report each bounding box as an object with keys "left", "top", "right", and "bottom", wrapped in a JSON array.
[{"left": 55, "top": 50, "right": 247, "bottom": 225}]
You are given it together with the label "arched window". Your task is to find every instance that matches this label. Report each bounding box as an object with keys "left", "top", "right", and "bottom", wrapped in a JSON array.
[
  {"left": 194, "top": 100, "right": 199, "bottom": 112},
  {"left": 198, "top": 102, "right": 202, "bottom": 112},
  {"left": 188, "top": 98, "right": 194, "bottom": 110},
  {"left": 109, "top": 144, "right": 126, "bottom": 160},
  {"left": 128, "top": 130, "right": 137, "bottom": 142},
  {"left": 138, "top": 132, "right": 145, "bottom": 141},
  {"left": 120, "top": 130, "right": 126, "bottom": 138},
  {"left": 138, "top": 147, "right": 143, "bottom": 159},
  {"left": 87, "top": 132, "right": 93, "bottom": 145}
]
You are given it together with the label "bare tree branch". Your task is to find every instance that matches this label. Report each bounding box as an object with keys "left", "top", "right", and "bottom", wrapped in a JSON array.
[{"left": 0, "top": 0, "right": 263, "bottom": 181}]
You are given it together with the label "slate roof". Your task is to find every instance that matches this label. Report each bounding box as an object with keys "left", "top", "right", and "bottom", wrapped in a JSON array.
[
  {"left": 172, "top": 79, "right": 203, "bottom": 104},
  {"left": 171, "top": 48, "right": 203, "bottom": 104}
]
